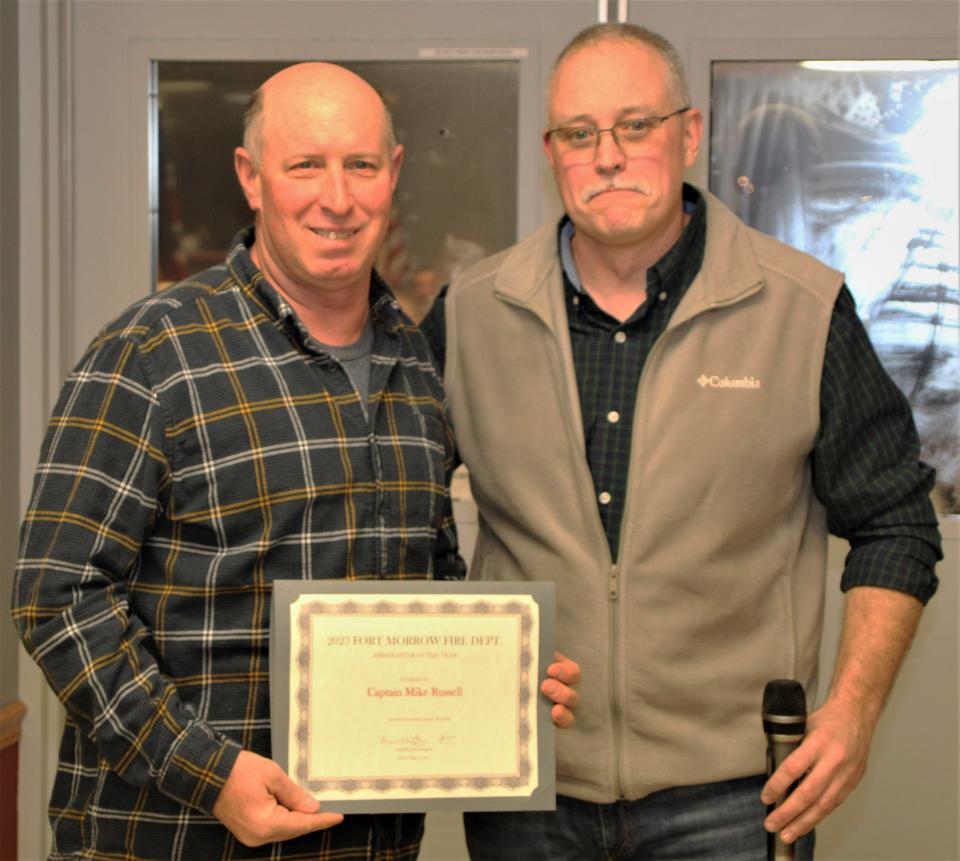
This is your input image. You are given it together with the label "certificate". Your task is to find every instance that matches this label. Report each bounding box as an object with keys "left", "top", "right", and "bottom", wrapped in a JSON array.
[{"left": 270, "top": 580, "right": 556, "bottom": 813}]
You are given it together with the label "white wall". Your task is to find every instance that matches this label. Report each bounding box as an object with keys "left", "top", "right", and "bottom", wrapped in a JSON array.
[{"left": 0, "top": 0, "right": 21, "bottom": 714}]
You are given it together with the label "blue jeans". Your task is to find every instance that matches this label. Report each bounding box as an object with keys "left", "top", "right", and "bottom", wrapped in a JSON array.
[{"left": 463, "top": 775, "right": 815, "bottom": 860}]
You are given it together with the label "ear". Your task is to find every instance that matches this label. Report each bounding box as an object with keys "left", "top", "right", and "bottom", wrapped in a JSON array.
[
  {"left": 234, "top": 146, "right": 262, "bottom": 212},
  {"left": 542, "top": 130, "right": 558, "bottom": 170},
  {"left": 682, "top": 108, "right": 705, "bottom": 169},
  {"left": 389, "top": 144, "right": 405, "bottom": 192}
]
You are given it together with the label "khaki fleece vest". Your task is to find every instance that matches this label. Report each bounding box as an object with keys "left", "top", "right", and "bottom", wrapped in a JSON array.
[{"left": 443, "top": 190, "right": 844, "bottom": 803}]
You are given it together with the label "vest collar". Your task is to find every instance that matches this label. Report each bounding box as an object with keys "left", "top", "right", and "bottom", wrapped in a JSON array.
[
  {"left": 670, "top": 189, "right": 764, "bottom": 327},
  {"left": 492, "top": 222, "right": 566, "bottom": 329},
  {"left": 491, "top": 186, "right": 765, "bottom": 329}
]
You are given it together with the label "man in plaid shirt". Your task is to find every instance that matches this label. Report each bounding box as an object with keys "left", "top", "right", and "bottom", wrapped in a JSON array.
[{"left": 12, "top": 63, "right": 579, "bottom": 860}]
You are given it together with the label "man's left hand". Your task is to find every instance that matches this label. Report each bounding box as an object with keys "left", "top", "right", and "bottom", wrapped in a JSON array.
[
  {"left": 541, "top": 651, "right": 581, "bottom": 728},
  {"left": 761, "top": 586, "right": 924, "bottom": 844},
  {"left": 760, "top": 698, "right": 871, "bottom": 843}
]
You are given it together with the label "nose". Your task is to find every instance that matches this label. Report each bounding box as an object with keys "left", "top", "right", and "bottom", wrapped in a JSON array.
[
  {"left": 317, "top": 165, "right": 353, "bottom": 216},
  {"left": 594, "top": 128, "right": 626, "bottom": 174}
]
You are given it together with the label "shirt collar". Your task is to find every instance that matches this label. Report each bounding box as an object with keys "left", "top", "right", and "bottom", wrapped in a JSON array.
[{"left": 226, "top": 226, "right": 404, "bottom": 336}]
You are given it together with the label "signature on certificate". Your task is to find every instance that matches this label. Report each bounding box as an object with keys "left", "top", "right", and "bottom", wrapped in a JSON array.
[{"left": 377, "top": 732, "right": 456, "bottom": 749}]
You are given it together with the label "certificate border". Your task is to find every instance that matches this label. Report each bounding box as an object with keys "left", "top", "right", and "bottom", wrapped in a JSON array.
[
  {"left": 296, "top": 601, "right": 533, "bottom": 790},
  {"left": 270, "top": 580, "right": 556, "bottom": 813}
]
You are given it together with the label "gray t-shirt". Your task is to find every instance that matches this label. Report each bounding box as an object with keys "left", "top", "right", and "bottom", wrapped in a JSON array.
[{"left": 317, "top": 315, "right": 375, "bottom": 418}]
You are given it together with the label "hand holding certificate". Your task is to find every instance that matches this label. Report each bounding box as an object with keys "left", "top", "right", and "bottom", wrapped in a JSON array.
[{"left": 270, "top": 581, "right": 556, "bottom": 813}]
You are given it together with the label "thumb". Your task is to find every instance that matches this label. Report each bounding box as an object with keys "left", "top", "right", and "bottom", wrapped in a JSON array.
[{"left": 269, "top": 770, "right": 321, "bottom": 814}]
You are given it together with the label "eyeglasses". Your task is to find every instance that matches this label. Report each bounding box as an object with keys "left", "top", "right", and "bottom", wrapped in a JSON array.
[{"left": 545, "top": 107, "right": 691, "bottom": 159}]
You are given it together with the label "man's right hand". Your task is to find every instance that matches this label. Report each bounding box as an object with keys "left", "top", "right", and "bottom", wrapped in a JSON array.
[{"left": 213, "top": 750, "right": 343, "bottom": 847}]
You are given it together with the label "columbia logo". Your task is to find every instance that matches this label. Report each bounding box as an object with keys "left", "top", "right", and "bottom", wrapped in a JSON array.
[{"left": 697, "top": 374, "right": 761, "bottom": 390}]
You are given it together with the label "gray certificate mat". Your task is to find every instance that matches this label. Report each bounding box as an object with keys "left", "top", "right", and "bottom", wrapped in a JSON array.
[{"left": 270, "top": 580, "right": 556, "bottom": 813}]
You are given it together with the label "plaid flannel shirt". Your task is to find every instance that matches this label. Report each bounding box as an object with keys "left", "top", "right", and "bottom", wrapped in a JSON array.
[{"left": 12, "top": 229, "right": 463, "bottom": 860}]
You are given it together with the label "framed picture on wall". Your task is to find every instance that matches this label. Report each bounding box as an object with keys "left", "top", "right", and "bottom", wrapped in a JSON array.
[
  {"left": 152, "top": 50, "right": 534, "bottom": 322},
  {"left": 707, "top": 58, "right": 959, "bottom": 515}
]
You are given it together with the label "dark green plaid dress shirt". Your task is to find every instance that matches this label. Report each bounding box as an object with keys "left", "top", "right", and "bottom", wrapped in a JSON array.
[
  {"left": 424, "top": 185, "right": 941, "bottom": 602},
  {"left": 12, "top": 229, "right": 463, "bottom": 860}
]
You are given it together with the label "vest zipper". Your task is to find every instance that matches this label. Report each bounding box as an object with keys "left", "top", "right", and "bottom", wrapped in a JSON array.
[{"left": 609, "top": 563, "right": 625, "bottom": 798}]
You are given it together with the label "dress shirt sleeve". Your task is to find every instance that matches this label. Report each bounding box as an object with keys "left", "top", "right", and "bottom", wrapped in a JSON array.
[
  {"left": 11, "top": 332, "right": 240, "bottom": 812},
  {"left": 812, "top": 285, "right": 943, "bottom": 603},
  {"left": 418, "top": 286, "right": 465, "bottom": 579},
  {"left": 419, "top": 286, "right": 448, "bottom": 376},
  {"left": 432, "top": 389, "right": 467, "bottom": 581}
]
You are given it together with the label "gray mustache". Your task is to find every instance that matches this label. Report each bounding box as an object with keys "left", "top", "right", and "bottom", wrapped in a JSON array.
[{"left": 581, "top": 183, "right": 651, "bottom": 203}]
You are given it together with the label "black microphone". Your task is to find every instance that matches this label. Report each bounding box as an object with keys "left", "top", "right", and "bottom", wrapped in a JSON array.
[{"left": 762, "top": 679, "right": 807, "bottom": 861}]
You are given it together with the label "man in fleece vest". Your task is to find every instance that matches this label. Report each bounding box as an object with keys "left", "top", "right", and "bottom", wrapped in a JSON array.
[{"left": 421, "top": 23, "right": 942, "bottom": 860}]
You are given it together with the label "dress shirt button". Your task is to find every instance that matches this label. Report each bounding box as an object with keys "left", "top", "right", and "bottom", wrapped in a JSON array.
[
  {"left": 598, "top": 491, "right": 612, "bottom": 505},
  {"left": 614, "top": 331, "right": 627, "bottom": 344},
  {"left": 658, "top": 291, "right": 668, "bottom": 302},
  {"left": 607, "top": 410, "right": 620, "bottom": 424},
  {"left": 572, "top": 295, "right": 580, "bottom": 306}
]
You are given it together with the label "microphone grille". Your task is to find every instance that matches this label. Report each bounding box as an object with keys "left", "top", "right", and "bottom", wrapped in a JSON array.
[{"left": 762, "top": 679, "right": 807, "bottom": 716}]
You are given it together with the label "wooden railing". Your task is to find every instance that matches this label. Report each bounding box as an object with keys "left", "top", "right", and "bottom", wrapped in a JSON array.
[{"left": 0, "top": 700, "right": 27, "bottom": 861}]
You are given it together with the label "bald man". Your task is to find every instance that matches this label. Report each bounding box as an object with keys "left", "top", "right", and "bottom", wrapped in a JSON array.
[{"left": 13, "top": 62, "right": 578, "bottom": 861}]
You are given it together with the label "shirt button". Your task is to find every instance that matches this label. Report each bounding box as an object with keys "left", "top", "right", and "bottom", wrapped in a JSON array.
[
  {"left": 614, "top": 331, "right": 627, "bottom": 344},
  {"left": 607, "top": 410, "right": 620, "bottom": 424},
  {"left": 598, "top": 491, "right": 612, "bottom": 505},
  {"left": 572, "top": 295, "right": 580, "bottom": 306},
  {"left": 658, "top": 291, "right": 668, "bottom": 302}
]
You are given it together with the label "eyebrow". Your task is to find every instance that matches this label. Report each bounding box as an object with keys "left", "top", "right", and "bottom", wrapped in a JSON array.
[
  {"left": 284, "top": 150, "right": 385, "bottom": 163},
  {"left": 553, "top": 105, "right": 661, "bottom": 125}
]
